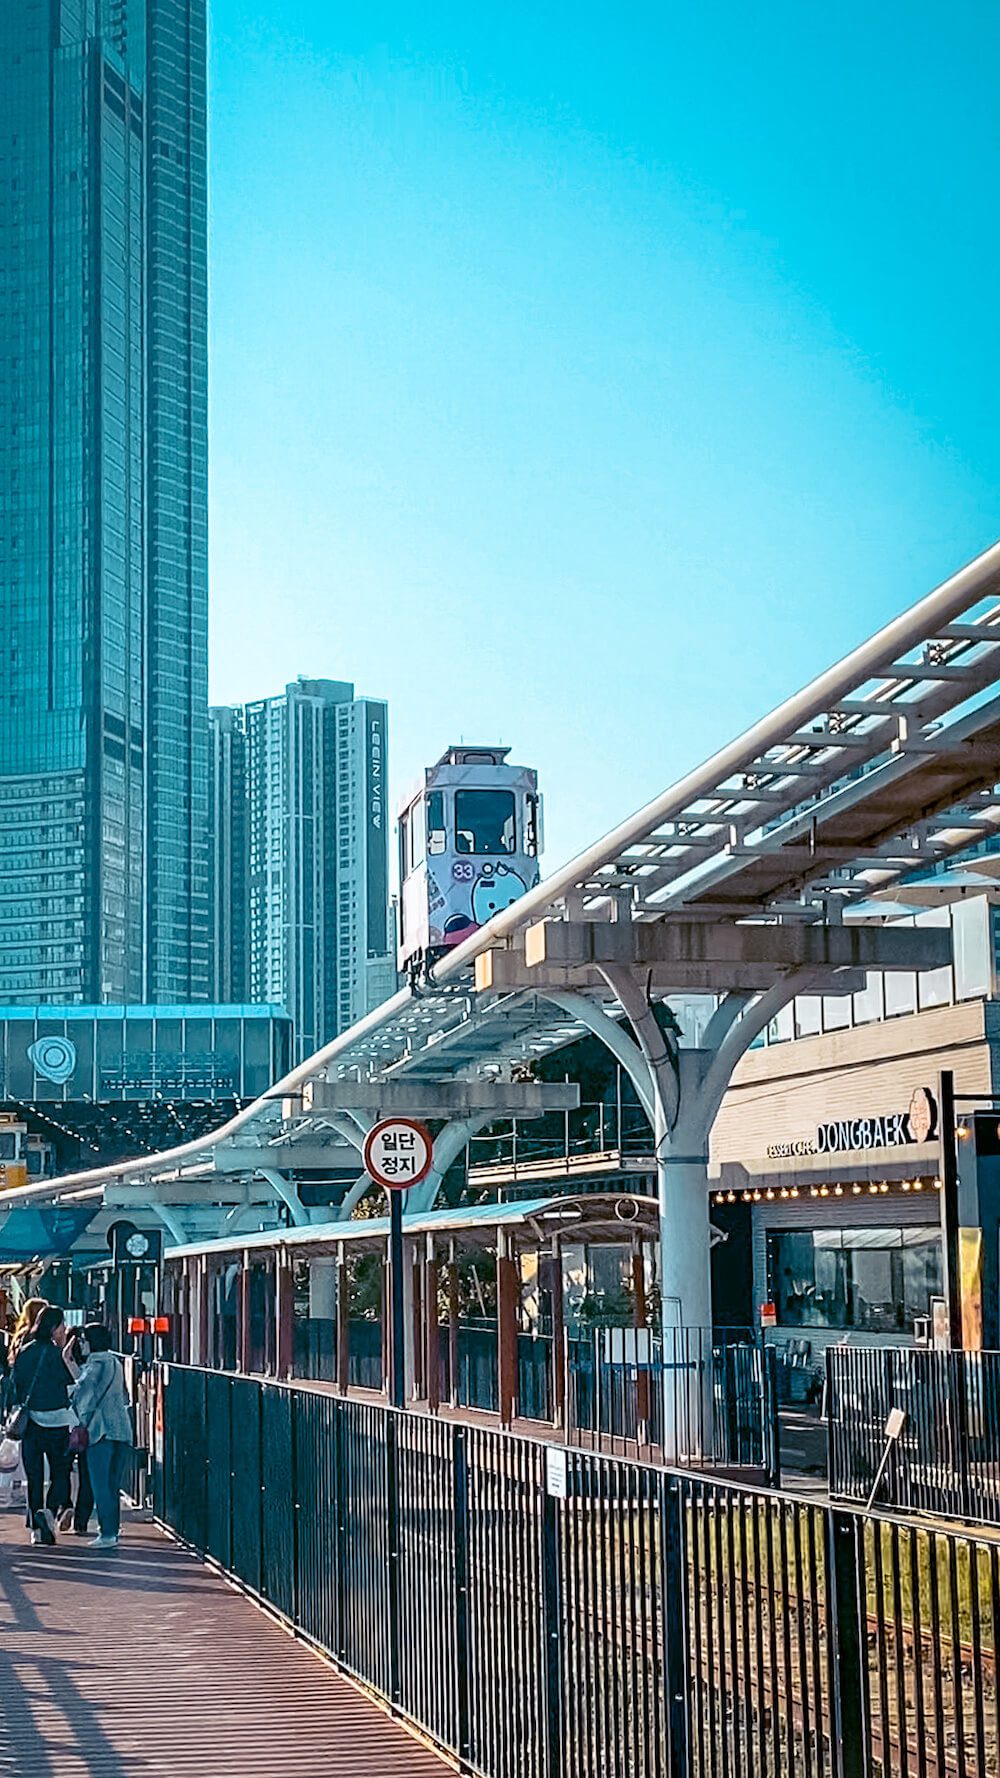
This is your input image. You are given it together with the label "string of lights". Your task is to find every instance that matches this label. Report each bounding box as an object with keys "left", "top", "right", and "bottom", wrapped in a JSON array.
[{"left": 711, "top": 1177, "right": 942, "bottom": 1205}]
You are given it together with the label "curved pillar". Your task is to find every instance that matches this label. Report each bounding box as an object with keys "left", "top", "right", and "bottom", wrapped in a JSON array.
[
  {"left": 569, "top": 960, "right": 815, "bottom": 1461},
  {"left": 406, "top": 1115, "right": 492, "bottom": 1216}
]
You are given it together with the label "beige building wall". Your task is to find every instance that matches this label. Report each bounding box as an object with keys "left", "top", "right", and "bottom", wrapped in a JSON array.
[{"left": 711, "top": 1001, "right": 995, "bottom": 1188}]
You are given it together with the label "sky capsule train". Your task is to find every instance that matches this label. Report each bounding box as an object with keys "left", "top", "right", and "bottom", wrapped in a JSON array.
[{"left": 397, "top": 746, "right": 542, "bottom": 975}]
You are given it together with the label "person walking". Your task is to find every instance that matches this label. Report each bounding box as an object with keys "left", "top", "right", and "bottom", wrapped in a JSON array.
[
  {"left": 8, "top": 1305, "right": 73, "bottom": 1546},
  {"left": 0, "top": 1297, "right": 47, "bottom": 1515},
  {"left": 71, "top": 1325, "right": 132, "bottom": 1549},
  {"left": 59, "top": 1327, "right": 95, "bottom": 1536}
]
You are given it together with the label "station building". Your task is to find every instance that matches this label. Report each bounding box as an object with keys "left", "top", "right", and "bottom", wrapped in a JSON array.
[
  {"left": 0, "top": 1003, "right": 293, "bottom": 1178},
  {"left": 710, "top": 887, "right": 1000, "bottom": 1372}
]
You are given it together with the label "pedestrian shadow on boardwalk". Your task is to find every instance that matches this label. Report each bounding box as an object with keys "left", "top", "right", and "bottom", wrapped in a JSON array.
[
  {"left": 0, "top": 1646, "right": 157, "bottom": 1778},
  {"left": 0, "top": 1528, "right": 224, "bottom": 1777}
]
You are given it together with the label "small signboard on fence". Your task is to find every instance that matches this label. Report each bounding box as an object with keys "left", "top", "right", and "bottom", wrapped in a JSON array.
[{"left": 546, "top": 1448, "right": 569, "bottom": 1499}]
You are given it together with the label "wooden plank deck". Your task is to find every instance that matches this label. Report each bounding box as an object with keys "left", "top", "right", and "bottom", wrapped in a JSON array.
[{"left": 0, "top": 1506, "right": 452, "bottom": 1777}]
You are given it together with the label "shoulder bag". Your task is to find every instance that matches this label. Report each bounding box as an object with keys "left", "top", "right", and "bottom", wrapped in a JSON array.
[
  {"left": 2, "top": 1346, "right": 48, "bottom": 1442},
  {"left": 69, "top": 1369, "right": 117, "bottom": 1453}
]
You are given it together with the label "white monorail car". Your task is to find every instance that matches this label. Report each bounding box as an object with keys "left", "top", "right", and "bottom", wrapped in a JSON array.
[{"left": 398, "top": 746, "right": 542, "bottom": 974}]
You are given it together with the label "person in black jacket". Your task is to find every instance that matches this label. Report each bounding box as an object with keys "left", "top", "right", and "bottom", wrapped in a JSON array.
[{"left": 9, "top": 1304, "right": 73, "bottom": 1546}]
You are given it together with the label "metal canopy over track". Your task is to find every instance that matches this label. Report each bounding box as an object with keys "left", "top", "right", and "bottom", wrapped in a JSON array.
[{"left": 5, "top": 540, "right": 1000, "bottom": 1231}]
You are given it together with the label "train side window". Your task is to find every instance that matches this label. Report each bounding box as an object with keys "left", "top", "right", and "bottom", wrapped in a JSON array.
[
  {"left": 399, "top": 811, "right": 410, "bottom": 880},
  {"left": 525, "top": 794, "right": 539, "bottom": 857},
  {"left": 427, "top": 791, "right": 446, "bottom": 855},
  {"left": 455, "top": 790, "right": 516, "bottom": 854},
  {"left": 411, "top": 798, "right": 426, "bottom": 868}
]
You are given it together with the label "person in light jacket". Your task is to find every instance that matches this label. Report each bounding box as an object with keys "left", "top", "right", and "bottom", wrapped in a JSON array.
[{"left": 70, "top": 1325, "right": 132, "bottom": 1549}]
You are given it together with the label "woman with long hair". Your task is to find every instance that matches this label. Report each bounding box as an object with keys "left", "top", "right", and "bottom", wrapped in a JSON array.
[
  {"left": 8, "top": 1304, "right": 73, "bottom": 1545},
  {"left": 9, "top": 1297, "right": 48, "bottom": 1363}
]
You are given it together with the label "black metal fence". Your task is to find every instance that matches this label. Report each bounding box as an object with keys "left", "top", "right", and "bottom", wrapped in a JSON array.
[
  {"left": 827, "top": 1344, "right": 1000, "bottom": 1524},
  {"left": 151, "top": 1363, "right": 999, "bottom": 1778},
  {"left": 568, "top": 1326, "right": 778, "bottom": 1479}
]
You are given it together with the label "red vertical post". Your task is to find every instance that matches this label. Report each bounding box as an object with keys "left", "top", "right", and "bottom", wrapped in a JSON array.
[
  {"left": 237, "top": 1255, "right": 252, "bottom": 1374},
  {"left": 426, "top": 1239, "right": 441, "bottom": 1412},
  {"left": 412, "top": 1254, "right": 424, "bottom": 1399},
  {"left": 633, "top": 1240, "right": 650, "bottom": 1442},
  {"left": 196, "top": 1257, "right": 209, "bottom": 1367},
  {"left": 549, "top": 1238, "right": 566, "bottom": 1429},
  {"left": 276, "top": 1255, "right": 294, "bottom": 1379},
  {"left": 497, "top": 1235, "right": 519, "bottom": 1429},
  {"left": 447, "top": 1247, "right": 460, "bottom": 1406},
  {"left": 337, "top": 1249, "right": 350, "bottom": 1395}
]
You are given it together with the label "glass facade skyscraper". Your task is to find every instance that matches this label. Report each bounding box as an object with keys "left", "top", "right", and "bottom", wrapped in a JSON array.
[{"left": 0, "top": 2, "right": 208, "bottom": 1005}]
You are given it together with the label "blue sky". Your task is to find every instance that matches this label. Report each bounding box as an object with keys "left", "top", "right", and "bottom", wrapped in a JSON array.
[{"left": 207, "top": 2, "right": 1000, "bottom": 869}]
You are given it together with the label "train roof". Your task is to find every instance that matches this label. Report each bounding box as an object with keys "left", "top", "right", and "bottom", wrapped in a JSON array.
[{"left": 433, "top": 745, "right": 511, "bottom": 768}]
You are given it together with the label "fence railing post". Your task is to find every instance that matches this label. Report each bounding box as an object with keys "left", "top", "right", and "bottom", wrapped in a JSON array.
[
  {"left": 825, "top": 1348, "right": 836, "bottom": 1495},
  {"left": 826, "top": 1509, "right": 866, "bottom": 1778},
  {"left": 334, "top": 1401, "right": 348, "bottom": 1661},
  {"left": 764, "top": 1343, "right": 781, "bottom": 1485},
  {"left": 453, "top": 1425, "right": 471, "bottom": 1766},
  {"left": 289, "top": 1387, "right": 301, "bottom": 1630},
  {"left": 662, "top": 1475, "right": 689, "bottom": 1778},
  {"left": 541, "top": 1476, "right": 563, "bottom": 1778},
  {"left": 224, "top": 1375, "right": 234, "bottom": 1572},
  {"left": 386, "top": 1411, "right": 402, "bottom": 1707}
]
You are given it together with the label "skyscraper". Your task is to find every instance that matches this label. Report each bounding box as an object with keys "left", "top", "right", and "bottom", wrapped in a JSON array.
[
  {"left": 211, "top": 679, "right": 394, "bottom": 1061},
  {"left": 0, "top": 2, "right": 209, "bottom": 1005},
  {"left": 208, "top": 707, "right": 248, "bottom": 1005}
]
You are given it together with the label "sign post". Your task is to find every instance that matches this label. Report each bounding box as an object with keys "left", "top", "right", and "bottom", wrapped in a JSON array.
[
  {"left": 865, "top": 1406, "right": 907, "bottom": 1512},
  {"left": 363, "top": 1118, "right": 434, "bottom": 1410}
]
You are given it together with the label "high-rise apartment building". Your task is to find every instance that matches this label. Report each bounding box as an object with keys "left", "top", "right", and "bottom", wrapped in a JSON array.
[
  {"left": 211, "top": 680, "right": 394, "bottom": 1061},
  {"left": 208, "top": 707, "right": 248, "bottom": 1005},
  {"left": 0, "top": 2, "right": 209, "bottom": 1005}
]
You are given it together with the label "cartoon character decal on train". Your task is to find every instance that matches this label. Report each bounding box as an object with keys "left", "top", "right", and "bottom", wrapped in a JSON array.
[{"left": 398, "top": 747, "right": 542, "bottom": 973}]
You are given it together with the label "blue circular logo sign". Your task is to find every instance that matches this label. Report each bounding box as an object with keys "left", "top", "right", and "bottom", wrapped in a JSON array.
[{"left": 27, "top": 1036, "right": 77, "bottom": 1086}]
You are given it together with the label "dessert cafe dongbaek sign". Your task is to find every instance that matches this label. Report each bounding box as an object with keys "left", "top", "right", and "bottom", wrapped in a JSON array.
[{"left": 706, "top": 1004, "right": 991, "bottom": 1357}]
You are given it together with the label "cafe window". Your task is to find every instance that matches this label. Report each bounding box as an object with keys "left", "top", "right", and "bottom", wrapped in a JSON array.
[{"left": 767, "top": 1226, "right": 942, "bottom": 1334}]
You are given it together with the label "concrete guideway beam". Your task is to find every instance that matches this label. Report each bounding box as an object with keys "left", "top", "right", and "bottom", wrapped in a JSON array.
[
  {"left": 213, "top": 1143, "right": 361, "bottom": 1173},
  {"left": 304, "top": 1079, "right": 580, "bottom": 1116},
  {"left": 104, "top": 1179, "right": 276, "bottom": 1209},
  {"left": 478, "top": 948, "right": 875, "bottom": 998},
  {"left": 524, "top": 917, "right": 951, "bottom": 975}
]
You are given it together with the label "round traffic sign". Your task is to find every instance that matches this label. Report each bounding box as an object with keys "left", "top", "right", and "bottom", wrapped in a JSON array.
[{"left": 363, "top": 1117, "right": 433, "bottom": 1191}]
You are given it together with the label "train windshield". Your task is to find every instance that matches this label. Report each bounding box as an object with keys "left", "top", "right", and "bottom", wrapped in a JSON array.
[{"left": 455, "top": 789, "right": 516, "bottom": 854}]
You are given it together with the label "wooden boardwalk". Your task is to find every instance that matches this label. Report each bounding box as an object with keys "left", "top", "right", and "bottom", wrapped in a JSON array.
[{"left": 0, "top": 1505, "right": 451, "bottom": 1777}]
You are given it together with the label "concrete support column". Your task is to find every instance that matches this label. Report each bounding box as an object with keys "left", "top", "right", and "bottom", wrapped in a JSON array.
[{"left": 592, "top": 964, "right": 812, "bottom": 1458}]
